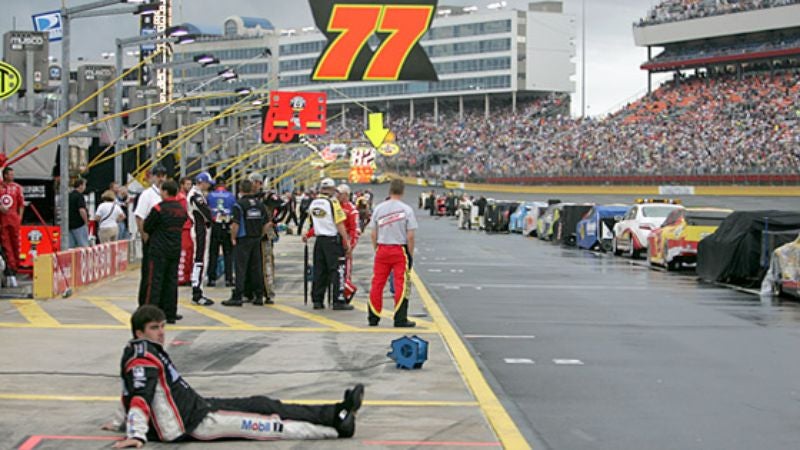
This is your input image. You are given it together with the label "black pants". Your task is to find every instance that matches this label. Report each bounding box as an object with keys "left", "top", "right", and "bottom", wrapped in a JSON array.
[
  {"left": 233, "top": 236, "right": 263, "bottom": 301},
  {"left": 191, "top": 223, "right": 208, "bottom": 299},
  {"left": 207, "top": 396, "right": 337, "bottom": 427},
  {"left": 284, "top": 209, "right": 299, "bottom": 227},
  {"left": 298, "top": 212, "right": 309, "bottom": 234},
  {"left": 143, "top": 252, "right": 179, "bottom": 320},
  {"left": 207, "top": 224, "right": 233, "bottom": 283},
  {"left": 312, "top": 236, "right": 345, "bottom": 306},
  {"left": 137, "top": 244, "right": 151, "bottom": 306}
]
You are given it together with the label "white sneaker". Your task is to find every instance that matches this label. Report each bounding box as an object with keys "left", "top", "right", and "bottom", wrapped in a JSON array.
[{"left": 8, "top": 276, "right": 18, "bottom": 288}]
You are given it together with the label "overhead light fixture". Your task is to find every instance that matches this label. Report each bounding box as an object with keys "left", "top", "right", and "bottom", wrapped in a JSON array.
[
  {"left": 235, "top": 87, "right": 253, "bottom": 95},
  {"left": 123, "top": 0, "right": 149, "bottom": 3},
  {"left": 136, "top": 3, "right": 161, "bottom": 15},
  {"left": 437, "top": 8, "right": 452, "bottom": 15},
  {"left": 301, "top": 26, "right": 316, "bottom": 32},
  {"left": 176, "top": 35, "right": 196, "bottom": 45},
  {"left": 463, "top": 6, "right": 479, "bottom": 12},
  {"left": 193, "top": 54, "right": 217, "bottom": 65},
  {"left": 218, "top": 69, "right": 237, "bottom": 80},
  {"left": 251, "top": 99, "right": 264, "bottom": 106},
  {"left": 167, "top": 25, "right": 190, "bottom": 37}
]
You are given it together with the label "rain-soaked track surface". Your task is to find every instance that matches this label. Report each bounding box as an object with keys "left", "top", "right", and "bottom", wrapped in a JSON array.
[{"left": 409, "top": 186, "right": 800, "bottom": 450}]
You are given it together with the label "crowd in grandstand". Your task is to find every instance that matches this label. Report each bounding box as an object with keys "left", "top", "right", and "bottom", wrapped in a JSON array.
[
  {"left": 322, "top": 69, "right": 800, "bottom": 180},
  {"left": 638, "top": 0, "right": 800, "bottom": 27},
  {"left": 650, "top": 34, "right": 800, "bottom": 66}
]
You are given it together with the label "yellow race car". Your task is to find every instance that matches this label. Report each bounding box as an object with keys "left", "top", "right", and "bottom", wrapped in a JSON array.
[{"left": 648, "top": 208, "right": 733, "bottom": 270}]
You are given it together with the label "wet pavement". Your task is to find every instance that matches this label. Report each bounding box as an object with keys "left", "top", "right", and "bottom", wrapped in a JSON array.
[
  {"left": 0, "top": 230, "right": 519, "bottom": 449},
  {"left": 412, "top": 189, "right": 800, "bottom": 450}
]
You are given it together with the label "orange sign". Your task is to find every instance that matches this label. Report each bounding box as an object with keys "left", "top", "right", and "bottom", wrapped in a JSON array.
[{"left": 310, "top": 0, "right": 438, "bottom": 82}]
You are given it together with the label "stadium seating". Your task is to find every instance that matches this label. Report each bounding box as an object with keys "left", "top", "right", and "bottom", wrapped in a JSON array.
[{"left": 637, "top": 0, "right": 800, "bottom": 27}]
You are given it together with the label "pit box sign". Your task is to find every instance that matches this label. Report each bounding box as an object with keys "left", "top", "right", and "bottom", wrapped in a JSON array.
[
  {"left": 309, "top": 0, "right": 438, "bottom": 81},
  {"left": 262, "top": 91, "right": 327, "bottom": 144},
  {"left": 0, "top": 61, "right": 21, "bottom": 100},
  {"left": 349, "top": 146, "right": 377, "bottom": 183}
]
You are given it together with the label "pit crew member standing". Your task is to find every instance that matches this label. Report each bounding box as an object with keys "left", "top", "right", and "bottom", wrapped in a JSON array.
[
  {"left": 367, "top": 179, "right": 417, "bottom": 328},
  {"left": 135, "top": 165, "right": 167, "bottom": 307},
  {"left": 187, "top": 172, "right": 215, "bottom": 306},
  {"left": 0, "top": 166, "right": 24, "bottom": 287},
  {"left": 222, "top": 180, "right": 269, "bottom": 307},
  {"left": 337, "top": 184, "right": 360, "bottom": 301},
  {"left": 302, "top": 178, "right": 352, "bottom": 310},
  {"left": 142, "top": 180, "right": 187, "bottom": 324},
  {"left": 206, "top": 179, "right": 235, "bottom": 287},
  {"left": 109, "top": 305, "right": 364, "bottom": 448}
]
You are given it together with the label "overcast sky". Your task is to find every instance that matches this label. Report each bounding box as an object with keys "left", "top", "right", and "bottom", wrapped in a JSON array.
[{"left": 2, "top": 0, "right": 667, "bottom": 117}]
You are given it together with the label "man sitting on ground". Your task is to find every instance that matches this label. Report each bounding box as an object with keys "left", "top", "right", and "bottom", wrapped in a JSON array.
[{"left": 108, "top": 305, "right": 364, "bottom": 447}]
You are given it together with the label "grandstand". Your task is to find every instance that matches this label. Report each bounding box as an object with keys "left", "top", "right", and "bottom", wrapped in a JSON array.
[{"left": 353, "top": 0, "right": 800, "bottom": 185}]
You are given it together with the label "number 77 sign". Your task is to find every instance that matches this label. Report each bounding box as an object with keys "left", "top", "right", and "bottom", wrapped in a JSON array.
[{"left": 309, "top": 0, "right": 439, "bottom": 82}]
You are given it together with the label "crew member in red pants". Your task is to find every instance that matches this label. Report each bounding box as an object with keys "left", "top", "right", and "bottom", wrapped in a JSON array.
[
  {"left": 367, "top": 179, "right": 418, "bottom": 328},
  {"left": 336, "top": 184, "right": 360, "bottom": 302},
  {"left": 0, "top": 166, "right": 24, "bottom": 287}
]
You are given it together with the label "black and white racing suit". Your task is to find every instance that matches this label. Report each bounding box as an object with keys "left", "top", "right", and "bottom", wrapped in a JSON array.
[
  {"left": 120, "top": 339, "right": 342, "bottom": 443},
  {"left": 187, "top": 186, "right": 213, "bottom": 303}
]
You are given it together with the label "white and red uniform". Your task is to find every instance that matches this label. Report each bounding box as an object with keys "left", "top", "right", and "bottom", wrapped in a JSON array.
[
  {"left": 176, "top": 191, "right": 193, "bottom": 285},
  {"left": 340, "top": 199, "right": 360, "bottom": 300},
  {"left": 0, "top": 181, "right": 24, "bottom": 274}
]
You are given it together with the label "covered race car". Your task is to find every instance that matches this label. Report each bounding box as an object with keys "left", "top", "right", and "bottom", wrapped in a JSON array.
[
  {"left": 613, "top": 200, "right": 683, "bottom": 258},
  {"left": 764, "top": 236, "right": 800, "bottom": 298},
  {"left": 538, "top": 203, "right": 567, "bottom": 241},
  {"left": 510, "top": 202, "right": 545, "bottom": 234},
  {"left": 647, "top": 208, "right": 732, "bottom": 270},
  {"left": 556, "top": 204, "right": 593, "bottom": 247},
  {"left": 576, "top": 205, "right": 631, "bottom": 251},
  {"left": 698, "top": 210, "right": 800, "bottom": 287},
  {"left": 522, "top": 202, "right": 549, "bottom": 237},
  {"left": 485, "top": 201, "right": 519, "bottom": 233}
]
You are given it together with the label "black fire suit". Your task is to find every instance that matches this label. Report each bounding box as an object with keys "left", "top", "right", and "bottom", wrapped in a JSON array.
[
  {"left": 187, "top": 186, "right": 213, "bottom": 302},
  {"left": 142, "top": 198, "right": 187, "bottom": 321},
  {"left": 120, "top": 339, "right": 344, "bottom": 443}
]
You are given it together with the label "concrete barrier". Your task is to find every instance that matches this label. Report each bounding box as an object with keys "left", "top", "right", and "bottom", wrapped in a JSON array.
[{"left": 33, "top": 241, "right": 130, "bottom": 299}]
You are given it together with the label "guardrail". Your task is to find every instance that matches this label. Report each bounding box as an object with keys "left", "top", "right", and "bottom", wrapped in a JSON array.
[{"left": 33, "top": 240, "right": 131, "bottom": 299}]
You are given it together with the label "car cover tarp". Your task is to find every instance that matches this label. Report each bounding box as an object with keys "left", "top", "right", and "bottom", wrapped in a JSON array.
[
  {"left": 697, "top": 210, "right": 800, "bottom": 286},
  {"left": 557, "top": 205, "right": 592, "bottom": 245}
]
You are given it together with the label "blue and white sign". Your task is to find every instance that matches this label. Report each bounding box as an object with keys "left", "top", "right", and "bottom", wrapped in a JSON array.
[{"left": 32, "top": 11, "right": 63, "bottom": 42}]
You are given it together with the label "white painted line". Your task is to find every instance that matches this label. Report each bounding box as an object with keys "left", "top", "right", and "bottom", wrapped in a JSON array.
[
  {"left": 504, "top": 358, "right": 534, "bottom": 364},
  {"left": 427, "top": 269, "right": 443, "bottom": 273},
  {"left": 475, "top": 286, "right": 483, "bottom": 291},
  {"left": 553, "top": 359, "right": 584, "bottom": 365},
  {"left": 465, "top": 335, "right": 535, "bottom": 340},
  {"left": 443, "top": 286, "right": 461, "bottom": 290},
  {"left": 449, "top": 269, "right": 464, "bottom": 273},
  {"left": 430, "top": 283, "right": 658, "bottom": 291}
]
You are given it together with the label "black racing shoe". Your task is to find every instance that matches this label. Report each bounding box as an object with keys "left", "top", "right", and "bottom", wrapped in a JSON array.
[
  {"left": 253, "top": 298, "right": 264, "bottom": 306},
  {"left": 207, "top": 279, "right": 216, "bottom": 287},
  {"left": 313, "top": 303, "right": 324, "bottom": 310},
  {"left": 192, "top": 296, "right": 214, "bottom": 306},
  {"left": 221, "top": 298, "right": 243, "bottom": 307},
  {"left": 368, "top": 317, "right": 380, "bottom": 327},
  {"left": 265, "top": 298, "right": 275, "bottom": 305},
  {"left": 336, "top": 384, "right": 365, "bottom": 438},
  {"left": 332, "top": 302, "right": 354, "bottom": 311},
  {"left": 394, "top": 320, "right": 416, "bottom": 328},
  {"left": 225, "top": 280, "right": 235, "bottom": 288}
]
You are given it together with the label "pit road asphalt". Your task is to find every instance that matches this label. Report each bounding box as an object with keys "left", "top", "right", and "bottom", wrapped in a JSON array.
[{"left": 411, "top": 185, "right": 800, "bottom": 450}]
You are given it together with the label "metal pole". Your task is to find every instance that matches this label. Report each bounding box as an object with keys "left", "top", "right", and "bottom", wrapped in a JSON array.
[
  {"left": 146, "top": 97, "right": 154, "bottom": 162},
  {"left": 114, "top": 40, "right": 124, "bottom": 184},
  {"left": 201, "top": 99, "right": 208, "bottom": 169},
  {"left": 178, "top": 111, "right": 186, "bottom": 177},
  {"left": 57, "top": 10, "right": 71, "bottom": 250},
  {"left": 581, "top": 0, "right": 586, "bottom": 118},
  {"left": 25, "top": 50, "right": 34, "bottom": 123}
]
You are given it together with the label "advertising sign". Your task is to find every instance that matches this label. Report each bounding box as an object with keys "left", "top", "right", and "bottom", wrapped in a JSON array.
[
  {"left": 32, "top": 10, "right": 63, "bottom": 42},
  {"left": 261, "top": 91, "right": 327, "bottom": 143},
  {"left": 309, "top": 0, "right": 438, "bottom": 81}
]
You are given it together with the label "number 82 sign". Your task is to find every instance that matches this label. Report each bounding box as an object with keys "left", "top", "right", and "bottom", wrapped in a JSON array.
[{"left": 310, "top": 0, "right": 439, "bottom": 82}]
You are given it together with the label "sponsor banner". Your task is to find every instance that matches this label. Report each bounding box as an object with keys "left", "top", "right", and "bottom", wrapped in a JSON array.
[
  {"left": 659, "top": 186, "right": 695, "bottom": 196},
  {"left": 34, "top": 241, "right": 131, "bottom": 298},
  {"left": 32, "top": 11, "right": 63, "bottom": 42}
]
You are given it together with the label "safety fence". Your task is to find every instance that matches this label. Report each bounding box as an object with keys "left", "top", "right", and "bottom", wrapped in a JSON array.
[{"left": 33, "top": 240, "right": 131, "bottom": 299}]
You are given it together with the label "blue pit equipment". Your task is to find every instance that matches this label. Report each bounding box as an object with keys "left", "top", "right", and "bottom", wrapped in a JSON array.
[{"left": 387, "top": 336, "right": 429, "bottom": 369}]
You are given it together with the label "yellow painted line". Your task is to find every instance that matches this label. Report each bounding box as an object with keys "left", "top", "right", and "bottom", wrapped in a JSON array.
[
  {"left": 410, "top": 270, "right": 531, "bottom": 450},
  {"left": 179, "top": 300, "right": 259, "bottom": 330},
  {"left": 350, "top": 300, "right": 436, "bottom": 329},
  {"left": 10, "top": 300, "right": 60, "bottom": 327},
  {"left": 85, "top": 298, "right": 131, "bottom": 325},
  {"left": 0, "top": 321, "right": 437, "bottom": 334},
  {"left": 268, "top": 302, "right": 359, "bottom": 331},
  {"left": 0, "top": 393, "right": 477, "bottom": 408}
]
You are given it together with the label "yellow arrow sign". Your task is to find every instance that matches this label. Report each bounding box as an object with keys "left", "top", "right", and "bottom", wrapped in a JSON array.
[{"left": 364, "top": 112, "right": 389, "bottom": 148}]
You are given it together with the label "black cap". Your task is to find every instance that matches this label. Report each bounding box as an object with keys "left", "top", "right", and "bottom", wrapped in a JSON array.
[{"left": 151, "top": 164, "right": 168, "bottom": 176}]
